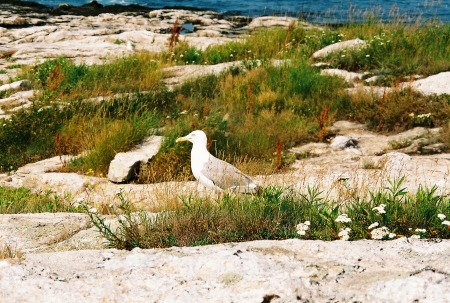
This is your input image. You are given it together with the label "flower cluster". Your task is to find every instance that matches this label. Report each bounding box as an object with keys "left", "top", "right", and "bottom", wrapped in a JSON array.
[
  {"left": 371, "top": 226, "right": 396, "bottom": 240},
  {"left": 409, "top": 112, "right": 433, "bottom": 126},
  {"left": 368, "top": 222, "right": 379, "bottom": 230},
  {"left": 438, "top": 213, "right": 450, "bottom": 226},
  {"left": 372, "top": 204, "right": 386, "bottom": 214},
  {"left": 335, "top": 213, "right": 352, "bottom": 223},
  {"left": 296, "top": 221, "right": 311, "bottom": 236},
  {"left": 338, "top": 227, "right": 351, "bottom": 241}
]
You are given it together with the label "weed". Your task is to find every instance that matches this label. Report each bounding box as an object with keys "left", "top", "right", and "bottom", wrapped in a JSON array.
[
  {"left": 0, "top": 186, "right": 80, "bottom": 214},
  {"left": 389, "top": 139, "right": 412, "bottom": 150},
  {"left": 0, "top": 243, "right": 23, "bottom": 261},
  {"left": 85, "top": 177, "right": 450, "bottom": 249},
  {"left": 168, "top": 18, "right": 183, "bottom": 52}
]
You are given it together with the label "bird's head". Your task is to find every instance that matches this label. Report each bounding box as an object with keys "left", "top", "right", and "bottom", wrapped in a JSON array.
[{"left": 176, "top": 130, "right": 208, "bottom": 146}]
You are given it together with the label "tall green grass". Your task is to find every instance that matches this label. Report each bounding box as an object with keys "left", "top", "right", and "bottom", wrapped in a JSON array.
[
  {"left": 317, "top": 22, "right": 450, "bottom": 84},
  {"left": 1, "top": 15, "right": 449, "bottom": 176},
  {"left": 28, "top": 55, "right": 162, "bottom": 101},
  {"left": 86, "top": 178, "right": 450, "bottom": 250},
  {"left": 0, "top": 186, "right": 80, "bottom": 214}
]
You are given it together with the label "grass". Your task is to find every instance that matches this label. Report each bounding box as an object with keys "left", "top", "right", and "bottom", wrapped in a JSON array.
[
  {"left": 0, "top": 186, "right": 80, "bottom": 214},
  {"left": 1, "top": 17, "right": 449, "bottom": 175},
  {"left": 86, "top": 178, "right": 450, "bottom": 250},
  {"left": 0, "top": 243, "right": 23, "bottom": 261},
  {"left": 0, "top": 12, "right": 449, "bottom": 248}
]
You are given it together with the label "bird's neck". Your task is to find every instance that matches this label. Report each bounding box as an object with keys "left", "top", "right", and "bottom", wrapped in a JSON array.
[
  {"left": 191, "top": 144, "right": 209, "bottom": 164},
  {"left": 192, "top": 143, "right": 208, "bottom": 156}
]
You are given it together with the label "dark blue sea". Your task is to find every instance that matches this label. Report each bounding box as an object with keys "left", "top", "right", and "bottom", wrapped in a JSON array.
[{"left": 25, "top": 0, "right": 450, "bottom": 23}]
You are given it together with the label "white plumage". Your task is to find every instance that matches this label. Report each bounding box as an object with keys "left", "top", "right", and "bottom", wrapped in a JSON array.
[{"left": 176, "top": 130, "right": 258, "bottom": 193}]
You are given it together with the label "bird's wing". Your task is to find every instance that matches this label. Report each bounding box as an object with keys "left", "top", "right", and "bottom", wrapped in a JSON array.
[{"left": 201, "top": 155, "right": 254, "bottom": 191}]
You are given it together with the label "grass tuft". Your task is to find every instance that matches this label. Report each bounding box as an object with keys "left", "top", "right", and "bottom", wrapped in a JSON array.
[{"left": 86, "top": 178, "right": 450, "bottom": 250}]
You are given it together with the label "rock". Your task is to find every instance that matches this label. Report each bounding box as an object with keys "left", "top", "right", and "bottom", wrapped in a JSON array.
[
  {"left": 0, "top": 47, "right": 18, "bottom": 58},
  {"left": 360, "top": 152, "right": 411, "bottom": 177},
  {"left": 0, "top": 238, "right": 449, "bottom": 302},
  {"left": 108, "top": 136, "right": 163, "bottom": 183},
  {"left": 330, "top": 135, "right": 358, "bottom": 150},
  {"left": 289, "top": 142, "right": 330, "bottom": 157},
  {"left": 247, "top": 16, "right": 299, "bottom": 31},
  {"left": 421, "top": 143, "right": 447, "bottom": 154},
  {"left": 346, "top": 85, "right": 393, "bottom": 97},
  {"left": 312, "top": 38, "right": 367, "bottom": 58},
  {"left": 0, "top": 90, "right": 35, "bottom": 115},
  {"left": 15, "top": 155, "right": 73, "bottom": 175},
  {"left": 407, "top": 71, "right": 450, "bottom": 95},
  {"left": 321, "top": 68, "right": 364, "bottom": 82},
  {"left": 0, "top": 213, "right": 92, "bottom": 253},
  {"left": 0, "top": 80, "right": 27, "bottom": 92}
]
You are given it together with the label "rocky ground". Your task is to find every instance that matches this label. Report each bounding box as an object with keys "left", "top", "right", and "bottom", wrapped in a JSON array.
[{"left": 1, "top": 2, "right": 450, "bottom": 302}]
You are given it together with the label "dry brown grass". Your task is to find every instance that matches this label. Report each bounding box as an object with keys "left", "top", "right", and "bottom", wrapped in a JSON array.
[{"left": 0, "top": 242, "right": 23, "bottom": 261}]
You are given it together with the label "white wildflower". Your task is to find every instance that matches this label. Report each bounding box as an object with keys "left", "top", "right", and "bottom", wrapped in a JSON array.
[
  {"left": 388, "top": 233, "right": 396, "bottom": 239},
  {"left": 368, "top": 222, "right": 379, "bottom": 230},
  {"left": 335, "top": 213, "right": 352, "bottom": 223},
  {"left": 89, "top": 207, "right": 98, "bottom": 214},
  {"left": 410, "top": 235, "right": 421, "bottom": 239},
  {"left": 338, "top": 227, "right": 352, "bottom": 241},
  {"left": 179, "top": 110, "right": 188, "bottom": 115},
  {"left": 371, "top": 226, "right": 390, "bottom": 240},
  {"left": 373, "top": 204, "right": 386, "bottom": 214},
  {"left": 415, "top": 228, "right": 426, "bottom": 233},
  {"left": 438, "top": 214, "right": 446, "bottom": 220},
  {"left": 341, "top": 54, "right": 346, "bottom": 58},
  {"left": 180, "top": 54, "right": 184, "bottom": 58},
  {"left": 296, "top": 221, "right": 311, "bottom": 236},
  {"left": 442, "top": 220, "right": 450, "bottom": 226}
]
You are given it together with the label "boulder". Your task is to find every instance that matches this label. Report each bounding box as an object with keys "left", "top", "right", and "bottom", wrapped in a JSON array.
[
  {"left": 330, "top": 135, "right": 358, "bottom": 150},
  {"left": 108, "top": 136, "right": 163, "bottom": 183},
  {"left": 312, "top": 38, "right": 367, "bottom": 58},
  {"left": 407, "top": 71, "right": 450, "bottom": 95}
]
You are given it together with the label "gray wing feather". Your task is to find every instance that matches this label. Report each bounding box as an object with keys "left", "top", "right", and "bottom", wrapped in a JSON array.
[{"left": 201, "top": 155, "right": 253, "bottom": 190}]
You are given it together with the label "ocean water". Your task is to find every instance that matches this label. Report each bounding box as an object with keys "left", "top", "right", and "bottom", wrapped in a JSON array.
[{"left": 26, "top": 0, "right": 450, "bottom": 23}]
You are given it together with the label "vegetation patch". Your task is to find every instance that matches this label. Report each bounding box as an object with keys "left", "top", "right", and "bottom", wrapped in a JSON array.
[
  {"left": 86, "top": 178, "right": 450, "bottom": 250},
  {"left": 0, "top": 186, "right": 80, "bottom": 214}
]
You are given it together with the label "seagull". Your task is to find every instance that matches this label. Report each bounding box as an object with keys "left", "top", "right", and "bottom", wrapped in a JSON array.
[{"left": 176, "top": 130, "right": 259, "bottom": 193}]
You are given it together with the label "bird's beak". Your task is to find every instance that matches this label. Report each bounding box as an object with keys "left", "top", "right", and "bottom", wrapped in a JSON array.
[{"left": 176, "top": 136, "right": 188, "bottom": 143}]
